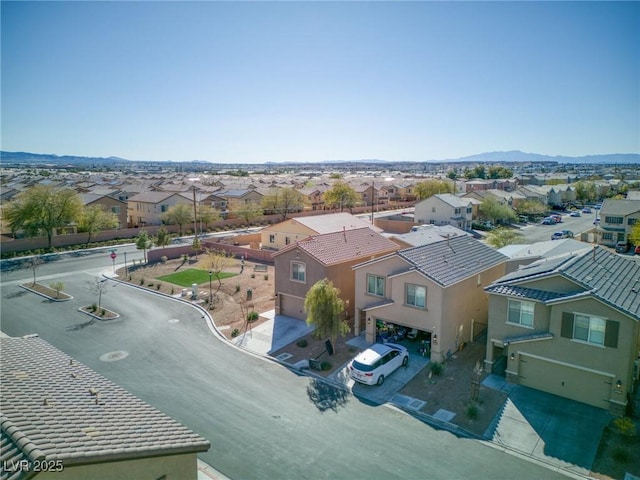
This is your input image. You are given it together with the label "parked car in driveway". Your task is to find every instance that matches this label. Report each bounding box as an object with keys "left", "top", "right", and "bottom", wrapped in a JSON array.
[
  {"left": 615, "top": 242, "right": 630, "bottom": 253},
  {"left": 348, "top": 343, "right": 409, "bottom": 386}
]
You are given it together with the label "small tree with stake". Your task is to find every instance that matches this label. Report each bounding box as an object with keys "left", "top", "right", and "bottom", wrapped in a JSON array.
[{"left": 27, "top": 256, "right": 44, "bottom": 286}]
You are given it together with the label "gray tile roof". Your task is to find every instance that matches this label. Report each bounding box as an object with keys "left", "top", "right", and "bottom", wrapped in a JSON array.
[
  {"left": 485, "top": 284, "right": 568, "bottom": 302},
  {"left": 488, "top": 246, "right": 640, "bottom": 320},
  {"left": 600, "top": 198, "right": 640, "bottom": 216},
  {"left": 0, "top": 337, "right": 210, "bottom": 471},
  {"left": 397, "top": 236, "right": 508, "bottom": 287}
]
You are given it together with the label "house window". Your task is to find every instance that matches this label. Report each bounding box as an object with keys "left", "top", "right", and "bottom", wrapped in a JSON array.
[
  {"left": 160, "top": 204, "right": 169, "bottom": 213},
  {"left": 285, "top": 237, "right": 290, "bottom": 245},
  {"left": 602, "top": 232, "right": 613, "bottom": 241},
  {"left": 507, "top": 299, "right": 534, "bottom": 327},
  {"left": 269, "top": 234, "right": 275, "bottom": 243},
  {"left": 561, "top": 312, "right": 618, "bottom": 348},
  {"left": 604, "top": 216, "right": 623, "bottom": 224},
  {"left": 573, "top": 314, "right": 605, "bottom": 345},
  {"left": 454, "top": 208, "right": 461, "bottom": 214},
  {"left": 111, "top": 206, "right": 120, "bottom": 214},
  {"left": 291, "top": 262, "right": 306, "bottom": 282},
  {"left": 467, "top": 207, "right": 472, "bottom": 214},
  {"left": 367, "top": 274, "right": 385, "bottom": 297},
  {"left": 405, "top": 284, "right": 426, "bottom": 308},
  {"left": 628, "top": 218, "right": 637, "bottom": 226},
  {"left": 432, "top": 207, "right": 436, "bottom": 213}
]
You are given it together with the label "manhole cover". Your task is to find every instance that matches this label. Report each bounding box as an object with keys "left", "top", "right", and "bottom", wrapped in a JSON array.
[
  {"left": 168, "top": 319, "right": 180, "bottom": 324},
  {"left": 99, "top": 350, "right": 129, "bottom": 362}
]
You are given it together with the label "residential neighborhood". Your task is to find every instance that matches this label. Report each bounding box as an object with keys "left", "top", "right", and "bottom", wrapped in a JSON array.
[{"left": 2, "top": 159, "right": 640, "bottom": 480}]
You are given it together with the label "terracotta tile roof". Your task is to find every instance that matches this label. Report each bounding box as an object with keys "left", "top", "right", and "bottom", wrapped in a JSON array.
[
  {"left": 281, "top": 227, "right": 399, "bottom": 266},
  {"left": 0, "top": 337, "right": 210, "bottom": 471}
]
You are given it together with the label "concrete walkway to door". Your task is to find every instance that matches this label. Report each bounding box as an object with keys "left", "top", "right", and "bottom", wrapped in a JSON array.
[{"left": 483, "top": 375, "right": 611, "bottom": 477}]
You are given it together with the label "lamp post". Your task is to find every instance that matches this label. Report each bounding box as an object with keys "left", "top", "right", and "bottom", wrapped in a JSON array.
[
  {"left": 124, "top": 252, "right": 127, "bottom": 278},
  {"left": 208, "top": 270, "right": 213, "bottom": 307}
]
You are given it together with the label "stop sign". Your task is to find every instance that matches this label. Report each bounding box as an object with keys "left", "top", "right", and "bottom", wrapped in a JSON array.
[{"left": 110, "top": 252, "right": 117, "bottom": 259}]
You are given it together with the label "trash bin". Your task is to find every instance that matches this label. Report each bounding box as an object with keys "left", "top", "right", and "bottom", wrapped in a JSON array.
[
  {"left": 192, "top": 283, "right": 198, "bottom": 299},
  {"left": 246, "top": 288, "right": 252, "bottom": 300}
]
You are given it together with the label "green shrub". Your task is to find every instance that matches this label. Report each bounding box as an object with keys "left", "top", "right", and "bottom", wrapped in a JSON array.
[
  {"left": 320, "top": 361, "right": 332, "bottom": 371},
  {"left": 247, "top": 311, "right": 259, "bottom": 322},
  {"left": 139, "top": 278, "right": 145, "bottom": 285},
  {"left": 156, "top": 284, "right": 161, "bottom": 290},
  {"left": 90, "top": 303, "right": 97, "bottom": 312},
  {"left": 171, "top": 287, "right": 175, "bottom": 295},
  {"left": 612, "top": 447, "right": 629, "bottom": 463},
  {"left": 430, "top": 362, "right": 444, "bottom": 376},
  {"left": 250, "top": 273, "right": 255, "bottom": 279},
  {"left": 231, "top": 328, "right": 240, "bottom": 337},
  {"left": 263, "top": 274, "right": 269, "bottom": 280},
  {"left": 613, "top": 417, "right": 636, "bottom": 436},
  {"left": 296, "top": 339, "right": 308, "bottom": 348},
  {"left": 466, "top": 401, "right": 479, "bottom": 420},
  {"left": 235, "top": 284, "right": 241, "bottom": 293},
  {"left": 147, "top": 282, "right": 154, "bottom": 287},
  {"left": 160, "top": 255, "right": 168, "bottom": 263}
]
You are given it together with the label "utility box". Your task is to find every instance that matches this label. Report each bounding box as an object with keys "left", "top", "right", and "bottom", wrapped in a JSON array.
[
  {"left": 246, "top": 288, "right": 252, "bottom": 300},
  {"left": 192, "top": 283, "right": 198, "bottom": 299}
]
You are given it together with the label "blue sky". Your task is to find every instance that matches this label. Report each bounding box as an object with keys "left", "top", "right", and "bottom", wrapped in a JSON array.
[{"left": 2, "top": 1, "right": 639, "bottom": 163}]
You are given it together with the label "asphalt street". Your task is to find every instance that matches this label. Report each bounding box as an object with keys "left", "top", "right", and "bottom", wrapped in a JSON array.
[{"left": 1, "top": 248, "right": 573, "bottom": 480}]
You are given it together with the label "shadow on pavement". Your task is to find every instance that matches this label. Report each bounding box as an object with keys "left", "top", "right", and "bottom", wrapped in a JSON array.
[{"left": 306, "top": 378, "right": 350, "bottom": 413}]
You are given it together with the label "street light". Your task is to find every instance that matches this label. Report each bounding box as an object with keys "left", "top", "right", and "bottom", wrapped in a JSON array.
[
  {"left": 188, "top": 177, "right": 200, "bottom": 243},
  {"left": 208, "top": 270, "right": 213, "bottom": 307}
]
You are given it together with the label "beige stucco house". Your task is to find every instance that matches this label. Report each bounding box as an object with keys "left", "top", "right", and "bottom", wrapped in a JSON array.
[
  {"left": 0, "top": 336, "right": 210, "bottom": 479},
  {"left": 273, "top": 227, "right": 399, "bottom": 322},
  {"left": 80, "top": 193, "right": 128, "bottom": 230},
  {"left": 127, "top": 191, "right": 192, "bottom": 227},
  {"left": 484, "top": 247, "right": 640, "bottom": 415},
  {"left": 414, "top": 194, "right": 473, "bottom": 231},
  {"left": 353, "top": 236, "right": 507, "bottom": 362},
  {"left": 261, "top": 212, "right": 380, "bottom": 251},
  {"left": 598, "top": 198, "right": 640, "bottom": 247}
]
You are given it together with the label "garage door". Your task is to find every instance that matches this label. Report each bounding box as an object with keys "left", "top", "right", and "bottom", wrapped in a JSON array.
[
  {"left": 518, "top": 354, "right": 612, "bottom": 409},
  {"left": 279, "top": 293, "right": 306, "bottom": 321}
]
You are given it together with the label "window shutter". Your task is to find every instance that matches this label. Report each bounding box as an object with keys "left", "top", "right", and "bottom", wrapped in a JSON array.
[
  {"left": 604, "top": 320, "right": 619, "bottom": 348},
  {"left": 561, "top": 312, "right": 574, "bottom": 338}
]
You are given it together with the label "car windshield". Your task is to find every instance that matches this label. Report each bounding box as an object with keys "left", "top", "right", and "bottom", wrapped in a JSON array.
[{"left": 352, "top": 360, "right": 376, "bottom": 372}]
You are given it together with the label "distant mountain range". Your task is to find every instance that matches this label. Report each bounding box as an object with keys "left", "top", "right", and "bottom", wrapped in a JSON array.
[{"left": 1, "top": 150, "right": 638, "bottom": 167}]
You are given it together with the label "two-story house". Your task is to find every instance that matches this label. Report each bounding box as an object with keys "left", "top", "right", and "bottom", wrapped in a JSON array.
[
  {"left": 598, "top": 198, "right": 640, "bottom": 247},
  {"left": 353, "top": 236, "right": 507, "bottom": 362},
  {"left": 414, "top": 193, "right": 473, "bottom": 231},
  {"left": 272, "top": 227, "right": 400, "bottom": 322},
  {"left": 127, "top": 191, "right": 192, "bottom": 227},
  {"left": 484, "top": 246, "right": 640, "bottom": 415},
  {"left": 79, "top": 193, "right": 128, "bottom": 229}
]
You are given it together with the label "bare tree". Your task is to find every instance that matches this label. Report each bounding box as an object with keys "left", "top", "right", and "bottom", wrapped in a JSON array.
[
  {"left": 90, "top": 278, "right": 109, "bottom": 310},
  {"left": 27, "top": 256, "right": 44, "bottom": 286},
  {"left": 204, "top": 248, "right": 234, "bottom": 293}
]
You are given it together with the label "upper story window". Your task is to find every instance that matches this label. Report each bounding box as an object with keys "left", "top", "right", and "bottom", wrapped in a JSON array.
[
  {"left": 573, "top": 314, "right": 605, "bottom": 346},
  {"left": 561, "top": 312, "right": 618, "bottom": 348},
  {"left": 269, "top": 234, "right": 275, "bottom": 243},
  {"left": 454, "top": 208, "right": 461, "bottom": 214},
  {"left": 405, "top": 284, "right": 426, "bottom": 308},
  {"left": 160, "top": 204, "right": 169, "bottom": 213},
  {"left": 604, "top": 216, "right": 623, "bottom": 224},
  {"left": 467, "top": 207, "right": 472, "bottom": 214},
  {"left": 111, "top": 206, "right": 120, "bottom": 214},
  {"left": 291, "top": 262, "right": 306, "bottom": 282},
  {"left": 285, "top": 237, "right": 291, "bottom": 245},
  {"left": 602, "top": 232, "right": 613, "bottom": 240},
  {"left": 432, "top": 207, "right": 436, "bottom": 213},
  {"left": 628, "top": 218, "right": 637, "bottom": 226},
  {"left": 367, "top": 274, "right": 385, "bottom": 297},
  {"left": 507, "top": 299, "right": 534, "bottom": 327}
]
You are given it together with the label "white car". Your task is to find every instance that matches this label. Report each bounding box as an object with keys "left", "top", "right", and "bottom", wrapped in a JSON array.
[{"left": 348, "top": 343, "right": 409, "bottom": 386}]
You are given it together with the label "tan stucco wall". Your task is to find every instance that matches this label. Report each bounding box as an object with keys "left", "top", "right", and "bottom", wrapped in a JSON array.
[
  {"left": 127, "top": 195, "right": 190, "bottom": 226},
  {"left": 354, "top": 256, "right": 504, "bottom": 362},
  {"left": 35, "top": 452, "right": 198, "bottom": 480},
  {"left": 486, "top": 292, "right": 639, "bottom": 411},
  {"left": 261, "top": 220, "right": 317, "bottom": 250}
]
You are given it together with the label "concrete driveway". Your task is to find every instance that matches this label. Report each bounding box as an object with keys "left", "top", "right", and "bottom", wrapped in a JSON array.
[
  {"left": 483, "top": 375, "right": 611, "bottom": 477},
  {"left": 329, "top": 350, "right": 430, "bottom": 405}
]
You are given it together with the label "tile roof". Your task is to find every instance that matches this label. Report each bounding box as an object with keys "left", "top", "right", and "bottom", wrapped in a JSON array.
[
  {"left": 600, "top": 198, "right": 640, "bottom": 216},
  {"left": 393, "top": 225, "right": 470, "bottom": 247},
  {"left": 276, "top": 227, "right": 399, "bottom": 266},
  {"left": 485, "top": 284, "right": 568, "bottom": 302},
  {"left": 489, "top": 247, "right": 640, "bottom": 320},
  {"left": 0, "top": 337, "right": 210, "bottom": 471},
  {"left": 433, "top": 193, "right": 471, "bottom": 208},
  {"left": 291, "top": 213, "right": 381, "bottom": 235},
  {"left": 396, "top": 235, "right": 508, "bottom": 287},
  {"left": 127, "top": 191, "right": 178, "bottom": 203}
]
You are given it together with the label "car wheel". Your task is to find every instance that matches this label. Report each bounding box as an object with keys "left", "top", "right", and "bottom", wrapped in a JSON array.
[
  {"left": 402, "top": 356, "right": 408, "bottom": 367},
  {"left": 377, "top": 375, "right": 385, "bottom": 386}
]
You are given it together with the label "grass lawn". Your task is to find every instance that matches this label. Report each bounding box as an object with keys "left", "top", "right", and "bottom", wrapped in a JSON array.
[{"left": 157, "top": 269, "right": 237, "bottom": 287}]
